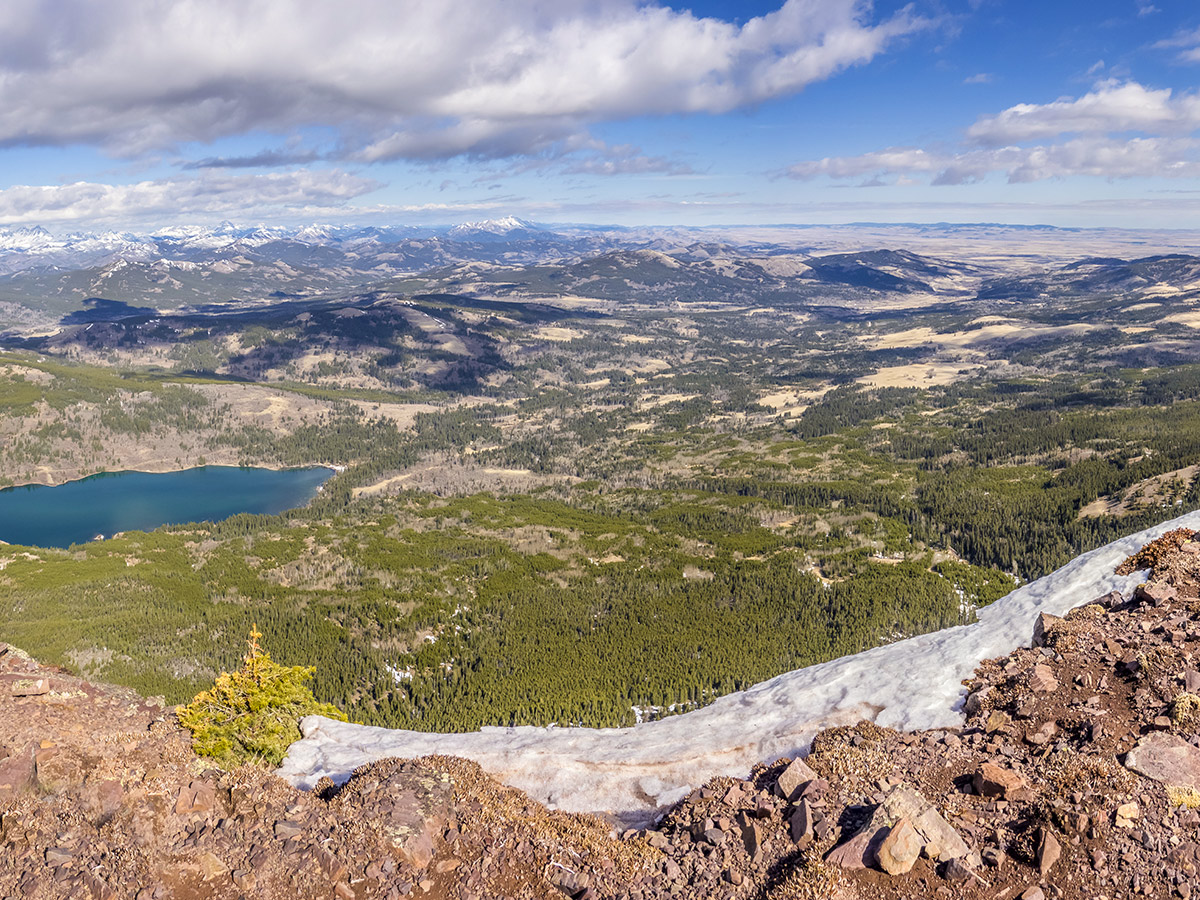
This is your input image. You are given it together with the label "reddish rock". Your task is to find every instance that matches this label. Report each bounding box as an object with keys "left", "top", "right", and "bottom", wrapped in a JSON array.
[
  {"left": 1036, "top": 829, "right": 1061, "bottom": 876},
  {"left": 33, "top": 747, "right": 84, "bottom": 793},
  {"left": 175, "top": 779, "right": 216, "bottom": 816},
  {"left": 1032, "top": 612, "right": 1062, "bottom": 647},
  {"left": 973, "top": 762, "right": 1029, "bottom": 800},
  {"left": 789, "top": 799, "right": 814, "bottom": 846},
  {"left": 0, "top": 743, "right": 35, "bottom": 796},
  {"left": 1029, "top": 663, "right": 1058, "bottom": 693},
  {"left": 1025, "top": 721, "right": 1058, "bottom": 746},
  {"left": 1125, "top": 732, "right": 1200, "bottom": 790},
  {"left": 331, "top": 759, "right": 454, "bottom": 870},
  {"left": 1135, "top": 582, "right": 1177, "bottom": 607},
  {"left": 775, "top": 756, "right": 818, "bottom": 802},
  {"left": 826, "top": 827, "right": 886, "bottom": 870},
  {"left": 1115, "top": 802, "right": 1140, "bottom": 828}
]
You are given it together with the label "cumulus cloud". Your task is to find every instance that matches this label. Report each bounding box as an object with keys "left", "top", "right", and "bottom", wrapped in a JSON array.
[
  {"left": 0, "top": 0, "right": 925, "bottom": 163},
  {"left": 966, "top": 81, "right": 1200, "bottom": 144},
  {"left": 0, "top": 170, "right": 380, "bottom": 225},
  {"left": 784, "top": 79, "right": 1200, "bottom": 185}
]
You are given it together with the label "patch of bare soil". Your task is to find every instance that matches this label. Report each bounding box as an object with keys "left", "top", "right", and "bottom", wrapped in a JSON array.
[
  {"left": 353, "top": 458, "right": 577, "bottom": 498},
  {"left": 189, "top": 383, "right": 330, "bottom": 434},
  {"left": 1080, "top": 465, "right": 1199, "bottom": 519}
]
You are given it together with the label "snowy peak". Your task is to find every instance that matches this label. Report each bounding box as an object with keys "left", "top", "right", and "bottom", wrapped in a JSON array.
[
  {"left": 448, "top": 216, "right": 541, "bottom": 238},
  {"left": 0, "top": 225, "right": 54, "bottom": 250}
]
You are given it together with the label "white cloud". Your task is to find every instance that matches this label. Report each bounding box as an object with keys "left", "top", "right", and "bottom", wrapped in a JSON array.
[
  {"left": 963, "top": 73, "right": 993, "bottom": 85},
  {"left": 0, "top": 0, "right": 927, "bottom": 163},
  {"left": 786, "top": 79, "right": 1200, "bottom": 185},
  {"left": 1153, "top": 26, "right": 1200, "bottom": 63},
  {"left": 787, "top": 136, "right": 1200, "bottom": 185},
  {"left": 0, "top": 170, "right": 380, "bottom": 225},
  {"left": 966, "top": 80, "right": 1200, "bottom": 145},
  {"left": 480, "top": 135, "right": 696, "bottom": 178},
  {"left": 787, "top": 147, "right": 944, "bottom": 179}
]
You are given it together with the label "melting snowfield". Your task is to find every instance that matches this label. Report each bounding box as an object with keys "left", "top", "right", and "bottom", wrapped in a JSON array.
[{"left": 279, "top": 509, "right": 1200, "bottom": 823}]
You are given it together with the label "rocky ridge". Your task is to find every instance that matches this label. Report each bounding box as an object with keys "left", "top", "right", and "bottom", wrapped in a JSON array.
[{"left": 8, "top": 530, "right": 1200, "bottom": 898}]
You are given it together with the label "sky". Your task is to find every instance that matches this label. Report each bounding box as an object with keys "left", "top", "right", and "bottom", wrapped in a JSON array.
[{"left": 2, "top": 0, "right": 1200, "bottom": 231}]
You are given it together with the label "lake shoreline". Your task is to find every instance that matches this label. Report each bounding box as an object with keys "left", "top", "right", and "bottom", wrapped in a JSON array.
[
  {"left": 0, "top": 465, "right": 339, "bottom": 549},
  {"left": 2, "top": 460, "right": 342, "bottom": 491}
]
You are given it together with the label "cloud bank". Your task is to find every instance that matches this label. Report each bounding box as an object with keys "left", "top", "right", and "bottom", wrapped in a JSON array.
[
  {"left": 786, "top": 80, "right": 1200, "bottom": 184},
  {"left": 0, "top": 171, "right": 379, "bottom": 225},
  {"left": 0, "top": 0, "right": 925, "bottom": 163}
]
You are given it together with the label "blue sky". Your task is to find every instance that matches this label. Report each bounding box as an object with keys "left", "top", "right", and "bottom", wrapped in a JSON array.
[{"left": 1, "top": 0, "right": 1199, "bottom": 230}]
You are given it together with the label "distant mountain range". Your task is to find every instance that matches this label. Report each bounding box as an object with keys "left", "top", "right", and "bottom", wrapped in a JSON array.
[
  {"left": 0, "top": 220, "right": 551, "bottom": 276},
  {"left": 2, "top": 218, "right": 1200, "bottom": 331}
]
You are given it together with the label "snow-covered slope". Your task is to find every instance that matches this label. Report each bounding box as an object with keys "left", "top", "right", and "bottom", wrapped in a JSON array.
[
  {"left": 280, "top": 510, "right": 1200, "bottom": 822},
  {"left": 448, "top": 216, "right": 539, "bottom": 238}
]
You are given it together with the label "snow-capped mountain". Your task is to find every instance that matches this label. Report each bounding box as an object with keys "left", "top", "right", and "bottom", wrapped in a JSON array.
[
  {"left": 447, "top": 216, "right": 542, "bottom": 239},
  {"left": 0, "top": 218, "right": 564, "bottom": 277},
  {"left": 0, "top": 225, "right": 55, "bottom": 251}
]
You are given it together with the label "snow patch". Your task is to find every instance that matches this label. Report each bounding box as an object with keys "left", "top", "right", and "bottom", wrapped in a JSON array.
[{"left": 278, "top": 510, "right": 1200, "bottom": 823}]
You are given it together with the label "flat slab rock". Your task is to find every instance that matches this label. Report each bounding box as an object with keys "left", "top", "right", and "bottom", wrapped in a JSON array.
[
  {"left": 826, "top": 784, "right": 968, "bottom": 870},
  {"left": 1125, "top": 732, "right": 1200, "bottom": 790}
]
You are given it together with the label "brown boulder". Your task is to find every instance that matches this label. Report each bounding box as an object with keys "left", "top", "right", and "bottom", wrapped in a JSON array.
[
  {"left": 34, "top": 746, "right": 85, "bottom": 794},
  {"left": 789, "top": 799, "right": 814, "bottom": 846},
  {"left": 175, "top": 779, "right": 217, "bottom": 817},
  {"left": 973, "top": 763, "right": 1031, "bottom": 801},
  {"left": 871, "top": 785, "right": 969, "bottom": 862},
  {"left": 1135, "top": 581, "right": 1177, "bottom": 607},
  {"left": 876, "top": 817, "right": 922, "bottom": 876},
  {"left": 10, "top": 678, "right": 49, "bottom": 697},
  {"left": 331, "top": 759, "right": 454, "bottom": 870}
]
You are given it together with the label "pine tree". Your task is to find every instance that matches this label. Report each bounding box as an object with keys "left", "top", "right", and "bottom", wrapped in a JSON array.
[{"left": 177, "top": 624, "right": 347, "bottom": 768}]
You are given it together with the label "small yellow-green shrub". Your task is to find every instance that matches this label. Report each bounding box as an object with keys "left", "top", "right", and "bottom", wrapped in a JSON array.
[{"left": 177, "top": 626, "right": 346, "bottom": 768}]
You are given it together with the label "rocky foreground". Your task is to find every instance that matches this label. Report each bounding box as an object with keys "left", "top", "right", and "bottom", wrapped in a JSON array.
[{"left": 10, "top": 531, "right": 1200, "bottom": 899}]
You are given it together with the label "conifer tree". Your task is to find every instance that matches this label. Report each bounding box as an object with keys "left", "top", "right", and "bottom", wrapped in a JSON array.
[{"left": 177, "top": 624, "right": 347, "bottom": 767}]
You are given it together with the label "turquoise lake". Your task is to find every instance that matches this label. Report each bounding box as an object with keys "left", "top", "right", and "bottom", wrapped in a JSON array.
[{"left": 0, "top": 466, "right": 335, "bottom": 549}]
